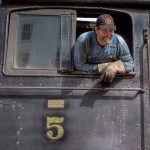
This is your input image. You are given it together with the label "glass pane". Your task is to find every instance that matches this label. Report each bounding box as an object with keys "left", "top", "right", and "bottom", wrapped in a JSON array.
[
  {"left": 14, "top": 15, "right": 61, "bottom": 69},
  {"left": 60, "top": 15, "right": 72, "bottom": 71}
]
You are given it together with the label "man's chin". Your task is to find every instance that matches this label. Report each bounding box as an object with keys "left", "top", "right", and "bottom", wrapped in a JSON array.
[
  {"left": 104, "top": 40, "right": 111, "bottom": 44},
  {"left": 107, "top": 39, "right": 112, "bottom": 43}
]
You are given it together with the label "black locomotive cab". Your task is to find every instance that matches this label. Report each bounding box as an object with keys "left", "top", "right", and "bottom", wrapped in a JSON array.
[{"left": 0, "top": 1, "right": 150, "bottom": 150}]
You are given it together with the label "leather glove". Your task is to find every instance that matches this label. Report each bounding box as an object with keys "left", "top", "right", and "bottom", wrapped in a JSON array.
[
  {"left": 102, "top": 60, "right": 126, "bottom": 83},
  {"left": 98, "top": 63, "right": 110, "bottom": 74}
]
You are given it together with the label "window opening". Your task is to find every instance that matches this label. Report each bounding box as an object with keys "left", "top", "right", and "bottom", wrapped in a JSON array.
[{"left": 72, "top": 13, "right": 134, "bottom": 77}]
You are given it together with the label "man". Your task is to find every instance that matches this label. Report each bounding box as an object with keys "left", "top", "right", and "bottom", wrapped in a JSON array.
[{"left": 73, "top": 14, "right": 134, "bottom": 82}]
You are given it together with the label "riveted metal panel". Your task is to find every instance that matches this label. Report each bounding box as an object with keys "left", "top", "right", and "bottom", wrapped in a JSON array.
[
  {"left": 0, "top": 101, "right": 23, "bottom": 150},
  {"left": 0, "top": 3, "right": 149, "bottom": 150},
  {"left": 3, "top": 92, "right": 141, "bottom": 150}
]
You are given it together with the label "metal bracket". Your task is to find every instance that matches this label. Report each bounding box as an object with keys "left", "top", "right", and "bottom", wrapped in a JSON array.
[{"left": 144, "top": 28, "right": 150, "bottom": 88}]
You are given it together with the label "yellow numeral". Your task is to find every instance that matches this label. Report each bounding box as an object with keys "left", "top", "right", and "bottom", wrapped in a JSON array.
[{"left": 46, "top": 117, "right": 64, "bottom": 141}]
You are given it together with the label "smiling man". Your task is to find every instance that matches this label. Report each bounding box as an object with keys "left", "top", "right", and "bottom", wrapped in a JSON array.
[{"left": 73, "top": 14, "right": 134, "bottom": 82}]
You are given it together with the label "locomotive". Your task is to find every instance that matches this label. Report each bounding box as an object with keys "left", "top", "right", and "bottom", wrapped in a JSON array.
[{"left": 0, "top": 0, "right": 150, "bottom": 150}]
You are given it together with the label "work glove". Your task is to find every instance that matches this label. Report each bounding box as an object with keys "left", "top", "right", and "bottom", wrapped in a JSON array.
[
  {"left": 98, "top": 63, "right": 110, "bottom": 74},
  {"left": 102, "top": 60, "right": 126, "bottom": 83}
]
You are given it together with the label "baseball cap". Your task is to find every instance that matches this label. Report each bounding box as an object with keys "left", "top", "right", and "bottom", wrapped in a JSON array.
[{"left": 96, "top": 14, "right": 116, "bottom": 30}]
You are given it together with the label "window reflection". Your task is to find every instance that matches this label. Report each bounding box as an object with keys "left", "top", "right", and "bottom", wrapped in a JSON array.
[{"left": 14, "top": 15, "right": 61, "bottom": 69}]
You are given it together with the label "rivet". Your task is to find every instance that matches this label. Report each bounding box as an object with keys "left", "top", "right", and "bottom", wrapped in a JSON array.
[
  {"left": 146, "top": 146, "right": 149, "bottom": 149},
  {"left": 96, "top": 117, "right": 100, "bottom": 120},
  {"left": 93, "top": 129, "right": 96, "bottom": 131},
  {"left": 17, "top": 116, "right": 21, "bottom": 119},
  {"left": 147, "top": 124, "right": 150, "bottom": 127}
]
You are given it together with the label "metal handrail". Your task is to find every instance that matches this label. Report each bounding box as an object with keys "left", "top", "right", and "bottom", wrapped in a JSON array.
[{"left": 0, "top": 86, "right": 145, "bottom": 93}]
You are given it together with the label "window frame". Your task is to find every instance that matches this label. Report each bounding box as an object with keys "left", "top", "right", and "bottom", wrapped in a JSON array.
[{"left": 3, "top": 9, "right": 76, "bottom": 76}]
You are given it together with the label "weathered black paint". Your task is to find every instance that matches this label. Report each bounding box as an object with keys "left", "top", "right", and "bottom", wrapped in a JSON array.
[
  {"left": 0, "top": 1, "right": 149, "bottom": 150},
  {"left": 2, "top": 0, "right": 150, "bottom": 4}
]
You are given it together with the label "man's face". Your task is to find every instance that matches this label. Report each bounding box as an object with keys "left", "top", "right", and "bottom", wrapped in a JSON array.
[{"left": 95, "top": 28, "right": 114, "bottom": 46}]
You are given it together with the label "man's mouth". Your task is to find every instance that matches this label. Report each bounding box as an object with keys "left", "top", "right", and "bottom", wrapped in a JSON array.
[{"left": 104, "top": 37, "right": 111, "bottom": 42}]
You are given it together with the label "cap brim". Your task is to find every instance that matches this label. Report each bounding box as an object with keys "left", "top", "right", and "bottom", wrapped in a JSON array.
[{"left": 100, "top": 25, "right": 116, "bottom": 30}]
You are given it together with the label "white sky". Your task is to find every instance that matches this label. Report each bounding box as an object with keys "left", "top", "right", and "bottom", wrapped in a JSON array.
[{"left": 77, "top": 17, "right": 97, "bottom": 22}]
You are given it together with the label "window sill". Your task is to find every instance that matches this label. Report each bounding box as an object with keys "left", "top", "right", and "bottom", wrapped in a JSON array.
[{"left": 60, "top": 71, "right": 136, "bottom": 78}]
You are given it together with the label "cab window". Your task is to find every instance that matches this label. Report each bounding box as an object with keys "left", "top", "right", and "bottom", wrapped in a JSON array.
[
  {"left": 72, "top": 11, "right": 134, "bottom": 75},
  {"left": 3, "top": 9, "right": 76, "bottom": 75}
]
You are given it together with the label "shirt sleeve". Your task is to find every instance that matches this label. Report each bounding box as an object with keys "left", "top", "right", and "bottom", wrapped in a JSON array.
[
  {"left": 73, "top": 39, "right": 98, "bottom": 72},
  {"left": 117, "top": 35, "right": 134, "bottom": 72}
]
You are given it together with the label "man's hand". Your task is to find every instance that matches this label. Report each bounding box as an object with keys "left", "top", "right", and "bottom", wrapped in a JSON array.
[
  {"left": 102, "top": 60, "right": 126, "bottom": 83},
  {"left": 98, "top": 63, "right": 110, "bottom": 73}
]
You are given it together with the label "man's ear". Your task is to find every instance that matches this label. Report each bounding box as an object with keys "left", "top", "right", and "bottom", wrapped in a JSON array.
[{"left": 95, "top": 26, "right": 99, "bottom": 33}]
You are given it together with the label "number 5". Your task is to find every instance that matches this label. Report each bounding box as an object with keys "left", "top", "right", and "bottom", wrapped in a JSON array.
[{"left": 46, "top": 117, "right": 64, "bottom": 141}]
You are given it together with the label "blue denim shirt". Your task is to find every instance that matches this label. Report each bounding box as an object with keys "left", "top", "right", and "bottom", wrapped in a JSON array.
[{"left": 73, "top": 31, "right": 134, "bottom": 72}]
